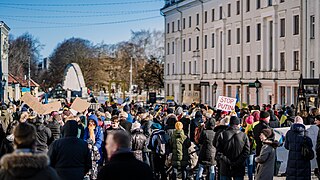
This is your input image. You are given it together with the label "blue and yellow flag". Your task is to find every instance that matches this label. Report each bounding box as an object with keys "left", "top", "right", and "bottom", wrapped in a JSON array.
[{"left": 236, "top": 91, "right": 240, "bottom": 107}]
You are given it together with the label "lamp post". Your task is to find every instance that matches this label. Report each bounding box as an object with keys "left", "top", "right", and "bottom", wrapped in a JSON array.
[
  {"left": 213, "top": 81, "right": 218, "bottom": 106},
  {"left": 254, "top": 78, "right": 261, "bottom": 106},
  {"left": 1, "top": 78, "right": 6, "bottom": 103}
]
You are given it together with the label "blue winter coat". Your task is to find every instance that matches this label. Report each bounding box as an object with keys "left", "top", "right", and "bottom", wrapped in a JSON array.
[
  {"left": 83, "top": 116, "right": 104, "bottom": 160},
  {"left": 285, "top": 123, "right": 313, "bottom": 180}
]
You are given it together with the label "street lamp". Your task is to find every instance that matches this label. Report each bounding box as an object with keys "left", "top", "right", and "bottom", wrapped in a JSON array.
[
  {"left": 213, "top": 81, "right": 218, "bottom": 106},
  {"left": 1, "top": 78, "right": 6, "bottom": 102},
  {"left": 254, "top": 78, "right": 261, "bottom": 105}
]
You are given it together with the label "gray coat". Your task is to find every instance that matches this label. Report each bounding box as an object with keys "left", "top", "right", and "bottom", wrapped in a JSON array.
[{"left": 255, "top": 141, "right": 277, "bottom": 180}]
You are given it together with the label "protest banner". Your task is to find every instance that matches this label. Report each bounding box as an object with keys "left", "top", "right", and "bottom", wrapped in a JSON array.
[
  {"left": 43, "top": 101, "right": 61, "bottom": 115},
  {"left": 20, "top": 92, "right": 46, "bottom": 114},
  {"left": 216, "top": 96, "right": 236, "bottom": 111},
  {"left": 70, "top": 97, "right": 90, "bottom": 112},
  {"left": 182, "top": 91, "right": 193, "bottom": 105}
]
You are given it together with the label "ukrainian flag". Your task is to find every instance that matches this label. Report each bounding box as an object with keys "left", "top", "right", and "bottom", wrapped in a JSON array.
[{"left": 236, "top": 91, "right": 240, "bottom": 108}]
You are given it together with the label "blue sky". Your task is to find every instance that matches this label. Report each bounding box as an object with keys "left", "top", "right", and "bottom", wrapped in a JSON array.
[{"left": 0, "top": 0, "right": 164, "bottom": 58}]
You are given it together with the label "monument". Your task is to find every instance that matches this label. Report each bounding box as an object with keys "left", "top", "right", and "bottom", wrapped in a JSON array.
[
  {"left": 62, "top": 63, "right": 87, "bottom": 97},
  {"left": 0, "top": 21, "right": 9, "bottom": 102}
]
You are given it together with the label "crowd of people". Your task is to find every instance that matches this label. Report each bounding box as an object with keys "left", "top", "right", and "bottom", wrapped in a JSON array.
[{"left": 0, "top": 101, "right": 318, "bottom": 180}]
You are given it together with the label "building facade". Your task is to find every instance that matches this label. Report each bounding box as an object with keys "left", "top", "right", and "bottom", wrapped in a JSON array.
[
  {"left": 161, "top": 0, "right": 320, "bottom": 107},
  {"left": 0, "top": 21, "right": 10, "bottom": 102}
]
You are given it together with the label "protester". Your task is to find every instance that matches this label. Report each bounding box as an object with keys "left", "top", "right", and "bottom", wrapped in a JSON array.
[
  {"left": 196, "top": 118, "right": 216, "bottom": 180},
  {"left": 255, "top": 129, "right": 278, "bottom": 180},
  {"left": 47, "top": 113, "right": 61, "bottom": 143},
  {"left": 285, "top": 116, "right": 313, "bottom": 179},
  {"left": 48, "top": 120, "right": 91, "bottom": 180},
  {"left": 253, "top": 111, "right": 272, "bottom": 156},
  {"left": 98, "top": 130, "right": 153, "bottom": 180},
  {"left": 216, "top": 116, "right": 250, "bottom": 180},
  {"left": 0, "top": 120, "right": 19, "bottom": 158},
  {"left": 315, "top": 115, "right": 320, "bottom": 177},
  {"left": 170, "top": 122, "right": 191, "bottom": 180},
  {"left": 0, "top": 123, "right": 60, "bottom": 179},
  {"left": 131, "top": 121, "right": 147, "bottom": 162},
  {"left": 32, "top": 115, "right": 52, "bottom": 153},
  {"left": 119, "top": 111, "right": 132, "bottom": 133}
]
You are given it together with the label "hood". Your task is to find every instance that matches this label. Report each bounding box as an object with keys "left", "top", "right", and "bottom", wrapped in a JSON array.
[
  {"left": 88, "top": 114, "right": 98, "bottom": 126},
  {"left": 290, "top": 123, "right": 305, "bottom": 133},
  {"left": 63, "top": 120, "right": 78, "bottom": 137},
  {"left": 213, "top": 125, "right": 228, "bottom": 132},
  {"left": 174, "top": 130, "right": 184, "bottom": 138},
  {"left": 195, "top": 111, "right": 202, "bottom": 119},
  {"left": 263, "top": 139, "right": 279, "bottom": 148},
  {"left": 205, "top": 118, "right": 215, "bottom": 130},
  {"left": 0, "top": 152, "right": 49, "bottom": 178}
]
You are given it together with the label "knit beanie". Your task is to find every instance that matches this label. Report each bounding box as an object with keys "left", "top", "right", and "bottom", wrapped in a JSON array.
[
  {"left": 246, "top": 115, "right": 254, "bottom": 125},
  {"left": 131, "top": 121, "right": 141, "bottom": 131},
  {"left": 229, "top": 116, "right": 240, "bottom": 125},
  {"left": 260, "top": 111, "right": 270, "bottom": 119},
  {"left": 261, "top": 128, "right": 273, "bottom": 138},
  {"left": 14, "top": 123, "right": 36, "bottom": 149},
  {"left": 175, "top": 122, "right": 183, "bottom": 130},
  {"left": 294, "top": 116, "right": 304, "bottom": 124}
]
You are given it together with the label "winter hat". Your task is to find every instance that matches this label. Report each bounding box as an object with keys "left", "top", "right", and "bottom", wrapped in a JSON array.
[
  {"left": 252, "top": 111, "right": 260, "bottom": 122},
  {"left": 287, "top": 108, "right": 294, "bottom": 116},
  {"left": 131, "top": 121, "right": 141, "bottom": 131},
  {"left": 119, "top": 111, "right": 128, "bottom": 119},
  {"left": 260, "top": 111, "right": 270, "bottom": 119},
  {"left": 21, "top": 107, "right": 28, "bottom": 113},
  {"left": 123, "top": 105, "right": 130, "bottom": 113},
  {"left": 14, "top": 123, "right": 37, "bottom": 149},
  {"left": 151, "top": 123, "right": 162, "bottom": 130},
  {"left": 294, "top": 116, "right": 304, "bottom": 124},
  {"left": 98, "top": 107, "right": 105, "bottom": 113},
  {"left": 175, "top": 122, "right": 183, "bottom": 130},
  {"left": 221, "top": 111, "right": 228, "bottom": 115},
  {"left": 229, "top": 116, "right": 240, "bottom": 125},
  {"left": 105, "top": 112, "right": 112, "bottom": 120},
  {"left": 246, "top": 115, "right": 254, "bottom": 125},
  {"left": 175, "top": 107, "right": 183, "bottom": 116},
  {"left": 261, "top": 128, "right": 273, "bottom": 138},
  {"left": 167, "top": 108, "right": 174, "bottom": 114}
]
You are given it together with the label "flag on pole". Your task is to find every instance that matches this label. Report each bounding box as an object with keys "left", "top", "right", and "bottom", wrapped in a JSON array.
[{"left": 236, "top": 91, "right": 240, "bottom": 108}]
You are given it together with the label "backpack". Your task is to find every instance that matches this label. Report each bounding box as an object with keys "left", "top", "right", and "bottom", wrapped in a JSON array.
[
  {"left": 149, "top": 130, "right": 169, "bottom": 155},
  {"left": 301, "top": 131, "right": 314, "bottom": 160}
]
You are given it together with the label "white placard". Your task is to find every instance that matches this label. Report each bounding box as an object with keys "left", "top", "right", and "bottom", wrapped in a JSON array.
[{"left": 216, "top": 96, "right": 236, "bottom": 111}]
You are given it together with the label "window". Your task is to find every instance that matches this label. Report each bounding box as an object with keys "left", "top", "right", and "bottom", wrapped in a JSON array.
[
  {"left": 189, "top": 61, "right": 191, "bottom": 74},
  {"left": 177, "top": 20, "right": 180, "bottom": 31},
  {"left": 247, "top": 56, "right": 250, "bottom": 72},
  {"left": 293, "top": 51, "right": 299, "bottom": 70},
  {"left": 211, "top": 33, "right": 215, "bottom": 48},
  {"left": 196, "top": 36, "right": 199, "bottom": 50},
  {"left": 246, "top": 0, "right": 250, "bottom": 12},
  {"left": 310, "top": 61, "right": 315, "bottom": 78},
  {"left": 182, "top": 62, "right": 186, "bottom": 74},
  {"left": 310, "top": 15, "right": 315, "bottom": 39},
  {"left": 172, "top": 63, "right": 175, "bottom": 74},
  {"left": 183, "top": 18, "right": 186, "bottom": 29},
  {"left": 227, "top": 29, "right": 231, "bottom": 45},
  {"left": 280, "top": 52, "right": 285, "bottom": 71},
  {"left": 228, "top": 4, "right": 231, "bottom": 17},
  {"left": 212, "top": 59, "right": 215, "bottom": 73},
  {"left": 167, "top": 84, "right": 170, "bottom": 95},
  {"left": 280, "top": 0, "right": 284, "bottom": 2},
  {"left": 167, "top": 63, "right": 170, "bottom": 75},
  {"left": 257, "top": 55, "right": 261, "bottom": 71},
  {"left": 246, "top": 26, "right": 250, "bottom": 42},
  {"left": 228, "top": 58, "right": 232, "bottom": 72},
  {"left": 204, "top": 11, "right": 207, "bottom": 23},
  {"left": 237, "top": 57, "right": 240, "bottom": 72},
  {"left": 189, "top": 16, "right": 192, "bottom": 28},
  {"left": 280, "top": 86, "right": 285, "bottom": 105},
  {"left": 172, "top": 42, "right": 174, "bottom": 54},
  {"left": 268, "top": 0, "right": 272, "bottom": 6},
  {"left": 219, "top": 6, "right": 223, "bottom": 19},
  {"left": 167, "top": 23, "right": 170, "bottom": 34},
  {"left": 236, "top": 1, "right": 240, "bottom": 15},
  {"left": 256, "top": 0, "right": 261, "bottom": 9},
  {"left": 257, "top": 23, "right": 261, "bottom": 40},
  {"left": 204, "top": 60, "right": 208, "bottom": 73},
  {"left": 196, "top": 13, "right": 199, "bottom": 26},
  {"left": 236, "top": 28, "right": 240, "bottom": 44},
  {"left": 204, "top": 35, "right": 208, "bottom": 49},
  {"left": 188, "top": 38, "right": 191, "bottom": 51},
  {"left": 167, "top": 43, "right": 170, "bottom": 55},
  {"left": 293, "top": 15, "right": 299, "bottom": 35},
  {"left": 183, "top": 39, "right": 186, "bottom": 52},
  {"left": 172, "top": 22, "right": 174, "bottom": 32},
  {"left": 280, "top": 18, "right": 285, "bottom": 37},
  {"left": 212, "top": 9, "right": 215, "bottom": 21},
  {"left": 194, "top": 61, "right": 197, "bottom": 74}
]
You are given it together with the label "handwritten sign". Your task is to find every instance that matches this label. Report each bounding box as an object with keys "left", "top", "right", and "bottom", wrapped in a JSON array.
[
  {"left": 70, "top": 97, "right": 90, "bottom": 113},
  {"left": 216, "top": 96, "right": 236, "bottom": 111}
]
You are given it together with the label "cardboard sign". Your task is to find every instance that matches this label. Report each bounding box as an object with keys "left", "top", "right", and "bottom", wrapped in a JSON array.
[
  {"left": 21, "top": 92, "right": 46, "bottom": 114},
  {"left": 71, "top": 97, "right": 90, "bottom": 112},
  {"left": 43, "top": 101, "right": 61, "bottom": 115},
  {"left": 216, "top": 96, "right": 237, "bottom": 111}
]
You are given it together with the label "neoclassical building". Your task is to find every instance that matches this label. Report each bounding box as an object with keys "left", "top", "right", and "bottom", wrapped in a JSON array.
[{"left": 161, "top": 0, "right": 320, "bottom": 107}]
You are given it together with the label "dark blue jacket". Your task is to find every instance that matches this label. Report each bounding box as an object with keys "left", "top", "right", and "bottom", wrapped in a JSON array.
[{"left": 285, "top": 123, "right": 313, "bottom": 180}]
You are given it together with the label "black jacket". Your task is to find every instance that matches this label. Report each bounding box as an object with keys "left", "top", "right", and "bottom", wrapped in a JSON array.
[
  {"left": 253, "top": 120, "right": 270, "bottom": 156},
  {"left": 0, "top": 151, "right": 60, "bottom": 180},
  {"left": 0, "top": 136, "right": 14, "bottom": 158},
  {"left": 97, "top": 152, "right": 154, "bottom": 180},
  {"left": 198, "top": 119, "right": 216, "bottom": 166},
  {"left": 216, "top": 126, "right": 250, "bottom": 177},
  {"left": 131, "top": 129, "right": 147, "bottom": 151},
  {"left": 120, "top": 120, "right": 132, "bottom": 133},
  {"left": 47, "top": 120, "right": 61, "bottom": 144},
  {"left": 34, "top": 123, "right": 52, "bottom": 153},
  {"left": 48, "top": 120, "right": 91, "bottom": 180},
  {"left": 213, "top": 125, "right": 228, "bottom": 147},
  {"left": 285, "top": 123, "right": 312, "bottom": 180}
]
